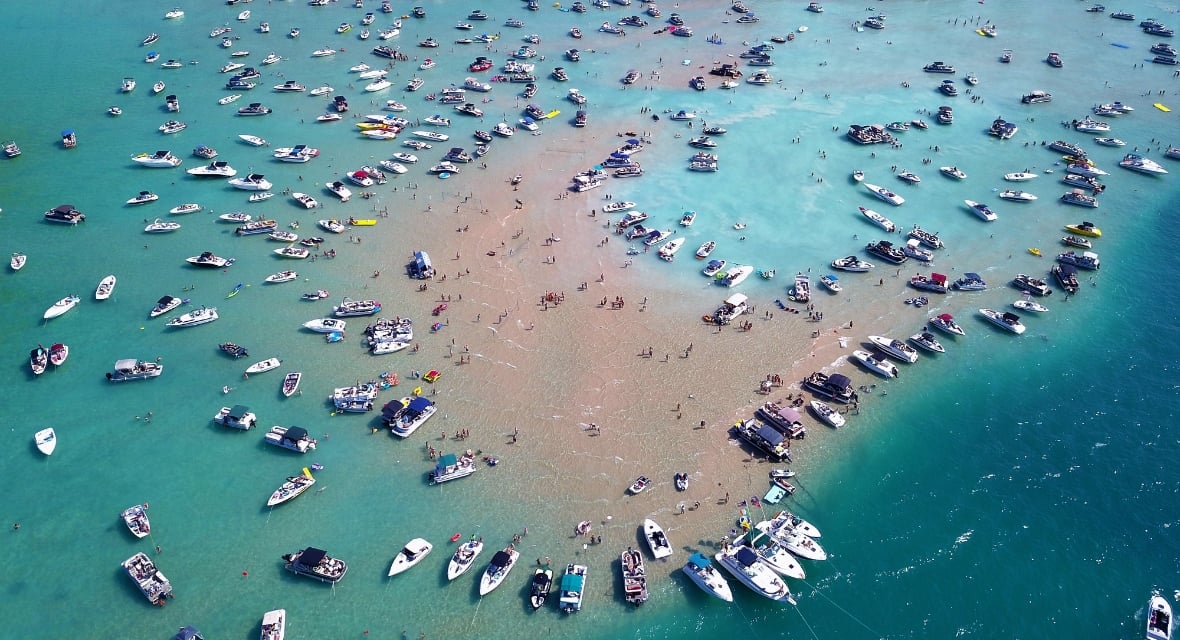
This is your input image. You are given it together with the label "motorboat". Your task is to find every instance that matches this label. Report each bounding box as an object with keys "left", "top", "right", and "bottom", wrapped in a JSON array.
[
  {"left": 1014, "top": 299, "right": 1049, "bottom": 313},
  {"left": 186, "top": 251, "right": 234, "bottom": 268},
  {"left": 1065, "top": 221, "right": 1102, "bottom": 237},
  {"left": 133, "top": 150, "right": 183, "bottom": 167},
  {"left": 266, "top": 270, "right": 298, "bottom": 284},
  {"left": 702, "top": 259, "right": 726, "bottom": 278},
  {"left": 290, "top": 192, "right": 319, "bottom": 209},
  {"left": 237, "top": 102, "right": 272, "bottom": 116},
  {"left": 388, "top": 539, "right": 433, "bottom": 577},
  {"left": 121, "top": 504, "right": 152, "bottom": 539},
  {"left": 166, "top": 306, "right": 219, "bottom": 328},
  {"left": 479, "top": 548, "right": 521, "bottom": 596},
  {"left": 95, "top": 275, "right": 117, "bottom": 300},
  {"left": 999, "top": 190, "right": 1037, "bottom": 202},
  {"left": 159, "top": 119, "right": 186, "bottom": 134},
  {"left": 1119, "top": 153, "right": 1169, "bottom": 175},
  {"left": 816, "top": 274, "right": 841, "bottom": 293},
  {"left": 979, "top": 308, "right": 1026, "bottom": 334},
  {"left": 10, "top": 252, "right": 26, "bottom": 271},
  {"left": 952, "top": 272, "right": 987, "bottom": 291},
  {"left": 382, "top": 396, "right": 435, "bottom": 437},
  {"left": 228, "top": 174, "right": 273, "bottom": 191},
  {"left": 909, "top": 272, "right": 948, "bottom": 294},
  {"left": 897, "top": 171, "right": 921, "bottom": 184},
  {"left": 265, "top": 426, "right": 317, "bottom": 453},
  {"left": 1004, "top": 172, "right": 1038, "bottom": 182},
  {"left": 714, "top": 546, "right": 795, "bottom": 604},
  {"left": 621, "top": 547, "right": 648, "bottom": 605},
  {"left": 311, "top": 47, "right": 336, "bottom": 57},
  {"left": 46, "top": 343, "right": 68, "bottom": 368},
  {"left": 282, "top": 547, "right": 346, "bottom": 583},
  {"left": 29, "top": 346, "right": 48, "bottom": 375},
  {"left": 1012, "top": 273, "right": 1053, "bottom": 297},
  {"left": 924, "top": 61, "right": 956, "bottom": 74},
  {"left": 1046, "top": 51, "right": 1063, "bottom": 67},
  {"left": 682, "top": 552, "right": 734, "bottom": 602},
  {"left": 1062, "top": 235, "right": 1093, "bottom": 249},
  {"left": 558, "top": 563, "right": 588, "bottom": 612},
  {"left": 964, "top": 199, "right": 997, "bottom": 222},
  {"left": 868, "top": 335, "right": 919, "bottom": 363},
  {"left": 121, "top": 77, "right": 137, "bottom": 92},
  {"left": 319, "top": 219, "right": 346, "bottom": 234},
  {"left": 325, "top": 181, "right": 351, "bottom": 201},
  {"left": 1057, "top": 250, "right": 1101, "bottom": 270},
  {"left": 1147, "top": 594, "right": 1173, "bottom": 640},
  {"left": 187, "top": 161, "right": 237, "bottom": 177},
  {"left": 930, "top": 313, "right": 965, "bottom": 336},
  {"left": 628, "top": 475, "right": 651, "bottom": 495},
  {"left": 34, "top": 427, "right": 56, "bottom": 455},
  {"left": 149, "top": 296, "right": 182, "bottom": 318},
  {"left": 214, "top": 404, "right": 258, "bottom": 430},
  {"left": 123, "top": 551, "right": 172, "bottom": 605},
  {"left": 908, "top": 331, "right": 946, "bottom": 354},
  {"left": 809, "top": 399, "right": 845, "bottom": 428},
  {"left": 237, "top": 219, "right": 277, "bottom": 235},
  {"left": 107, "top": 357, "right": 163, "bottom": 382},
  {"left": 939, "top": 80, "right": 959, "bottom": 96},
  {"left": 219, "top": 342, "right": 249, "bottom": 359},
  {"left": 657, "top": 238, "right": 686, "bottom": 261},
  {"left": 334, "top": 297, "right": 381, "bottom": 317},
  {"left": 940, "top": 166, "right": 967, "bottom": 180},
  {"left": 43, "top": 294, "right": 80, "bottom": 320},
  {"left": 447, "top": 540, "right": 484, "bottom": 581},
  {"left": 260, "top": 609, "right": 285, "bottom": 640},
  {"left": 44, "top": 204, "right": 86, "bottom": 225},
  {"left": 304, "top": 318, "right": 347, "bottom": 334},
  {"left": 865, "top": 240, "right": 908, "bottom": 264},
  {"left": 1072, "top": 116, "right": 1110, "bottom": 133},
  {"left": 908, "top": 226, "right": 943, "bottom": 250},
  {"left": 832, "top": 255, "right": 875, "bottom": 272},
  {"left": 643, "top": 518, "right": 673, "bottom": 559},
  {"left": 859, "top": 207, "right": 895, "bottom": 232},
  {"left": 852, "top": 350, "right": 898, "bottom": 378},
  {"left": 530, "top": 567, "right": 554, "bottom": 610}
]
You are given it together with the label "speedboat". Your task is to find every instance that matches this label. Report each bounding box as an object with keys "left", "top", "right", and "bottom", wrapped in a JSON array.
[
  {"left": 132, "top": 150, "right": 182, "bottom": 167},
  {"left": 1094, "top": 137, "right": 1126, "bottom": 147},
  {"left": 319, "top": 219, "right": 346, "bottom": 234},
  {"left": 304, "top": 318, "right": 346, "bottom": 334},
  {"left": 228, "top": 174, "right": 272, "bottom": 191},
  {"left": 964, "top": 199, "right": 997, "bottom": 222},
  {"left": 44, "top": 204, "right": 85, "bottom": 225},
  {"left": 1004, "top": 171, "right": 1038, "bottom": 182},
  {"left": 43, "top": 294, "right": 80, "bottom": 320},
  {"left": 628, "top": 475, "right": 651, "bottom": 494},
  {"left": 897, "top": 171, "right": 921, "bottom": 184},
  {"left": 1147, "top": 594, "right": 1173, "bottom": 640},
  {"left": 121, "top": 504, "right": 152, "bottom": 539},
  {"left": 530, "top": 567, "right": 554, "bottom": 610},
  {"left": 979, "top": 308, "right": 1026, "bottom": 334},
  {"left": 237, "top": 102, "right": 271, "bottom": 116},
  {"left": 187, "top": 161, "right": 236, "bottom": 177},
  {"left": 126, "top": 191, "right": 158, "bottom": 206},
  {"left": 34, "top": 427, "right": 56, "bottom": 455},
  {"left": 388, "top": 539, "right": 433, "bottom": 577},
  {"left": 999, "top": 190, "right": 1037, "bottom": 202},
  {"left": 831, "top": 255, "right": 875, "bottom": 272},
  {"left": 11, "top": 252, "right": 26, "bottom": 271},
  {"left": 865, "top": 240, "right": 908, "bottom": 264},
  {"left": 447, "top": 540, "right": 484, "bottom": 581},
  {"left": 859, "top": 207, "right": 895, "bottom": 232},
  {"left": 702, "top": 259, "right": 726, "bottom": 277},
  {"left": 165, "top": 306, "right": 219, "bottom": 328},
  {"left": 1065, "top": 221, "right": 1102, "bottom": 237},
  {"left": 1119, "top": 153, "right": 1168, "bottom": 175},
  {"left": 186, "top": 251, "right": 234, "bottom": 268},
  {"left": 868, "top": 335, "right": 919, "bottom": 363},
  {"left": 819, "top": 274, "right": 841, "bottom": 293},
  {"left": 1014, "top": 299, "right": 1049, "bottom": 313},
  {"left": 479, "top": 548, "right": 521, "bottom": 596},
  {"left": 908, "top": 331, "right": 946, "bottom": 353},
  {"left": 621, "top": 547, "right": 648, "bottom": 605},
  {"left": 274, "top": 246, "right": 310, "bottom": 260},
  {"left": 930, "top": 313, "right": 965, "bottom": 336},
  {"left": 29, "top": 346, "right": 48, "bottom": 375},
  {"left": 558, "top": 563, "right": 588, "bottom": 613},
  {"left": 121, "top": 77, "right": 137, "bottom": 92},
  {"left": 95, "top": 275, "right": 117, "bottom": 300},
  {"left": 940, "top": 166, "right": 967, "bottom": 180},
  {"left": 682, "top": 552, "right": 733, "bottom": 602},
  {"left": 809, "top": 399, "right": 845, "bottom": 428},
  {"left": 852, "top": 350, "right": 898, "bottom": 378},
  {"left": 714, "top": 546, "right": 795, "bottom": 604},
  {"left": 643, "top": 519, "right": 673, "bottom": 559}
]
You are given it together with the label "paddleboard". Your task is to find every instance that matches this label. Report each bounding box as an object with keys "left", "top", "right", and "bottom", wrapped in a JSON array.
[
  {"left": 1111, "top": 42, "right": 1130, "bottom": 48},
  {"left": 438, "top": 172, "right": 451, "bottom": 179},
  {"left": 349, "top": 219, "right": 377, "bottom": 226},
  {"left": 227, "top": 283, "right": 244, "bottom": 298},
  {"left": 1155, "top": 103, "right": 1172, "bottom": 112}
]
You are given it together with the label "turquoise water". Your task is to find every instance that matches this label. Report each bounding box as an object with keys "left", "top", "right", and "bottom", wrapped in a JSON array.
[{"left": 4, "top": 1, "right": 1180, "bottom": 638}]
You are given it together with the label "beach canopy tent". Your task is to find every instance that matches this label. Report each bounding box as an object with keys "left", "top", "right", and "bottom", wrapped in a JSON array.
[
  {"left": 283, "top": 426, "right": 310, "bottom": 442},
  {"left": 489, "top": 550, "right": 512, "bottom": 569},
  {"left": 408, "top": 250, "right": 434, "bottom": 279},
  {"left": 757, "top": 423, "right": 786, "bottom": 447},
  {"left": 735, "top": 546, "right": 760, "bottom": 568},
  {"left": 173, "top": 626, "right": 205, "bottom": 640},
  {"left": 826, "top": 373, "right": 852, "bottom": 394},
  {"left": 408, "top": 396, "right": 433, "bottom": 414},
  {"left": 294, "top": 547, "right": 327, "bottom": 567}
]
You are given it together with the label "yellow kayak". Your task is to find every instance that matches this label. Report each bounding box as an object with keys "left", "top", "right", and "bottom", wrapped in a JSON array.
[
  {"left": 1028, "top": 247, "right": 1042, "bottom": 257},
  {"left": 1155, "top": 103, "right": 1172, "bottom": 112}
]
